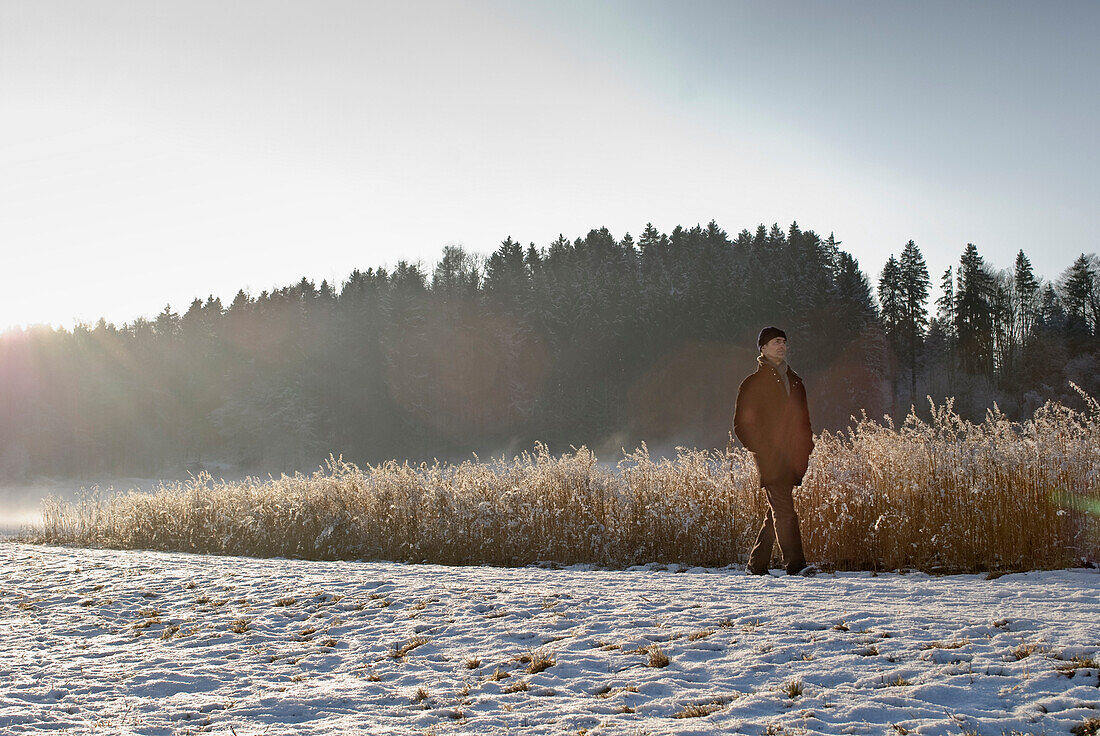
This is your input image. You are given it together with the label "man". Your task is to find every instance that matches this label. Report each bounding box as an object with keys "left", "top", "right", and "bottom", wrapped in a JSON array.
[{"left": 733, "top": 326, "right": 818, "bottom": 576}]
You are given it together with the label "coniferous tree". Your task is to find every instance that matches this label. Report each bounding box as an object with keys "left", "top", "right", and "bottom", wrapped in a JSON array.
[
  {"left": 154, "top": 304, "right": 181, "bottom": 339},
  {"left": 897, "top": 241, "right": 930, "bottom": 402},
  {"left": 483, "top": 237, "right": 530, "bottom": 313},
  {"left": 878, "top": 256, "right": 903, "bottom": 342},
  {"left": 1013, "top": 282, "right": 1069, "bottom": 403},
  {"left": 990, "top": 272, "right": 1015, "bottom": 385},
  {"left": 786, "top": 223, "right": 840, "bottom": 362},
  {"left": 877, "top": 255, "right": 903, "bottom": 408},
  {"left": 1038, "top": 282, "right": 1066, "bottom": 331},
  {"left": 922, "top": 317, "right": 952, "bottom": 400},
  {"left": 835, "top": 251, "right": 878, "bottom": 328},
  {"left": 935, "top": 267, "right": 956, "bottom": 333},
  {"left": 931, "top": 266, "right": 958, "bottom": 395},
  {"left": 823, "top": 250, "right": 889, "bottom": 422},
  {"left": 1059, "top": 253, "right": 1099, "bottom": 340},
  {"left": 1013, "top": 251, "right": 1040, "bottom": 360},
  {"left": 954, "top": 244, "right": 995, "bottom": 378},
  {"left": 335, "top": 268, "right": 390, "bottom": 456}
]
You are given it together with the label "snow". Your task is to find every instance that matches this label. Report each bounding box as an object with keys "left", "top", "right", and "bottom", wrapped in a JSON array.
[{"left": 1, "top": 543, "right": 1098, "bottom": 735}]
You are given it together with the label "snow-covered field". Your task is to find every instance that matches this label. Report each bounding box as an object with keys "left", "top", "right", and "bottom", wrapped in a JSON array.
[{"left": 1, "top": 543, "right": 1098, "bottom": 735}]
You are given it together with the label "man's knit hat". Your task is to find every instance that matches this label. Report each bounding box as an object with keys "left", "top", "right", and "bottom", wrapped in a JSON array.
[{"left": 757, "top": 326, "right": 787, "bottom": 349}]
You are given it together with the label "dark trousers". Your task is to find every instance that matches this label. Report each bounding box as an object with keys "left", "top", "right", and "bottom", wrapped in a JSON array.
[{"left": 748, "top": 482, "right": 807, "bottom": 575}]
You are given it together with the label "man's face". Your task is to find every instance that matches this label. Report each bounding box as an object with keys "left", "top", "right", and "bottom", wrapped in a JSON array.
[{"left": 761, "top": 336, "right": 787, "bottom": 364}]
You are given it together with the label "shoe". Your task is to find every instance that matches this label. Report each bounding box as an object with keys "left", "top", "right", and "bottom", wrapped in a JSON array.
[
  {"left": 747, "top": 567, "right": 770, "bottom": 576},
  {"left": 793, "top": 564, "right": 822, "bottom": 577}
]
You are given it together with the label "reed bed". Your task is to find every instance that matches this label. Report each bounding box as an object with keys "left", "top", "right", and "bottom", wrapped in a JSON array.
[{"left": 33, "top": 388, "right": 1100, "bottom": 572}]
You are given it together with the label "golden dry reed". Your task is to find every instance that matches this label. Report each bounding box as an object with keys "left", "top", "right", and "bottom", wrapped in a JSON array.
[{"left": 34, "top": 387, "right": 1099, "bottom": 572}]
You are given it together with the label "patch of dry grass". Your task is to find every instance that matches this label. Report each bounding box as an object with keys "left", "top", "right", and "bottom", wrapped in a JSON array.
[
  {"left": 674, "top": 702, "right": 724, "bottom": 718},
  {"left": 32, "top": 388, "right": 1100, "bottom": 571},
  {"left": 783, "top": 678, "right": 803, "bottom": 699},
  {"left": 1072, "top": 717, "right": 1100, "bottom": 736},
  {"left": 646, "top": 645, "right": 670, "bottom": 668},
  {"left": 595, "top": 685, "right": 638, "bottom": 699},
  {"left": 525, "top": 649, "right": 555, "bottom": 674},
  {"left": 921, "top": 639, "right": 969, "bottom": 650},
  {"left": 1056, "top": 654, "right": 1099, "bottom": 677},
  {"left": 1012, "top": 642, "right": 1043, "bottom": 660},
  {"left": 133, "top": 608, "right": 162, "bottom": 630},
  {"left": 390, "top": 636, "right": 430, "bottom": 660},
  {"left": 503, "top": 679, "right": 529, "bottom": 693}
]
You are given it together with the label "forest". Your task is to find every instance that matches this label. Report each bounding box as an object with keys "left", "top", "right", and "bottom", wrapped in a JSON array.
[{"left": 1, "top": 221, "right": 1098, "bottom": 478}]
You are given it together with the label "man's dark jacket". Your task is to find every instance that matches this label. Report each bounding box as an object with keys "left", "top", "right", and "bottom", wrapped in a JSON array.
[{"left": 733, "top": 357, "right": 814, "bottom": 486}]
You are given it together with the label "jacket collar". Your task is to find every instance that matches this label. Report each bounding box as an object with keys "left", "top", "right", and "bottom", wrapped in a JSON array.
[
  {"left": 758, "top": 354, "right": 787, "bottom": 373},
  {"left": 757, "top": 354, "right": 799, "bottom": 379}
]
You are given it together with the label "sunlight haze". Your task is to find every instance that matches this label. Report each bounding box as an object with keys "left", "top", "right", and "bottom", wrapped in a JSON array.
[{"left": 2, "top": 0, "right": 1096, "bottom": 329}]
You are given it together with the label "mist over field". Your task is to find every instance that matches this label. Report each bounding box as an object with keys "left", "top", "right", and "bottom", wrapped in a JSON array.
[
  {"left": 0, "top": 484, "right": 49, "bottom": 535},
  {"left": 0, "top": 477, "right": 188, "bottom": 538},
  {"left": 3, "top": 224, "right": 1098, "bottom": 485}
]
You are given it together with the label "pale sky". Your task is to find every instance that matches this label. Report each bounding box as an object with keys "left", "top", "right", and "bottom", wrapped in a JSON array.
[{"left": 2, "top": 0, "right": 1097, "bottom": 330}]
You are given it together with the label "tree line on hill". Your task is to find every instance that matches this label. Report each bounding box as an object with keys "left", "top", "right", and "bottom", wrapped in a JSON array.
[{"left": 1, "top": 221, "right": 1097, "bottom": 478}]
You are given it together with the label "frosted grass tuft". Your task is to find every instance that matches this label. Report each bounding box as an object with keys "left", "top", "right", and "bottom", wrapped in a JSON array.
[{"left": 30, "top": 393, "right": 1100, "bottom": 571}]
